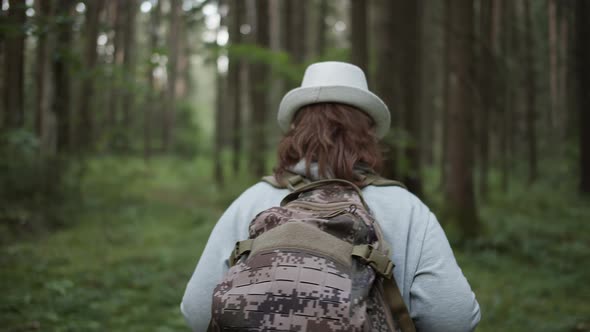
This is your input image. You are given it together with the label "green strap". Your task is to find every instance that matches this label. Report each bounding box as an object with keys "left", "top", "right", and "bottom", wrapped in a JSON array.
[
  {"left": 228, "top": 239, "right": 253, "bottom": 266},
  {"left": 351, "top": 244, "right": 395, "bottom": 278},
  {"left": 383, "top": 277, "right": 416, "bottom": 332}
]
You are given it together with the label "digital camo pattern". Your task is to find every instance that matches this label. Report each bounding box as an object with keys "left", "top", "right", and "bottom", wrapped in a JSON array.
[{"left": 211, "top": 184, "right": 397, "bottom": 332}]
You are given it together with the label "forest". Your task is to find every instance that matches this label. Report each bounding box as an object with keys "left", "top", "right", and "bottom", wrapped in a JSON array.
[{"left": 1, "top": 0, "right": 589, "bottom": 331}]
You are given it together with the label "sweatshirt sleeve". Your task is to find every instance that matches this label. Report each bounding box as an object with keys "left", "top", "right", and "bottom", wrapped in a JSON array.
[
  {"left": 180, "top": 195, "right": 247, "bottom": 331},
  {"left": 409, "top": 212, "right": 481, "bottom": 332}
]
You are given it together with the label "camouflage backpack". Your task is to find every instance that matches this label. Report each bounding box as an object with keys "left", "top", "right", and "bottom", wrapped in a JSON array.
[{"left": 209, "top": 173, "right": 416, "bottom": 332}]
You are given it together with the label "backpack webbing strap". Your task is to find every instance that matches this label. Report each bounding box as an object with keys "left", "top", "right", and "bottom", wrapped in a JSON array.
[
  {"left": 383, "top": 277, "right": 416, "bottom": 332},
  {"left": 351, "top": 244, "right": 394, "bottom": 278}
]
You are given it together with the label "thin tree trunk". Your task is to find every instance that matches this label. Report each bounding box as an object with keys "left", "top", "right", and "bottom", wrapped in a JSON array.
[
  {"left": 548, "top": 0, "right": 558, "bottom": 129},
  {"left": 524, "top": 0, "right": 538, "bottom": 185},
  {"left": 144, "top": 0, "right": 162, "bottom": 159},
  {"left": 316, "top": 0, "right": 328, "bottom": 58},
  {"left": 249, "top": 0, "right": 271, "bottom": 177},
  {"left": 478, "top": 0, "right": 494, "bottom": 199},
  {"left": 577, "top": 0, "right": 590, "bottom": 193},
  {"left": 289, "top": 0, "right": 306, "bottom": 65},
  {"left": 229, "top": 0, "right": 244, "bottom": 174},
  {"left": 163, "top": 0, "right": 181, "bottom": 151},
  {"left": 53, "top": 0, "right": 75, "bottom": 152},
  {"left": 121, "top": 0, "right": 137, "bottom": 150},
  {"left": 108, "top": 0, "right": 125, "bottom": 137},
  {"left": 350, "top": 0, "right": 369, "bottom": 76},
  {"left": 399, "top": 0, "right": 424, "bottom": 197},
  {"left": 3, "top": 0, "right": 26, "bottom": 129},
  {"left": 35, "top": 0, "right": 53, "bottom": 147},
  {"left": 374, "top": 0, "right": 398, "bottom": 179},
  {"left": 78, "top": 0, "right": 104, "bottom": 150},
  {"left": 444, "top": 0, "right": 479, "bottom": 237}
]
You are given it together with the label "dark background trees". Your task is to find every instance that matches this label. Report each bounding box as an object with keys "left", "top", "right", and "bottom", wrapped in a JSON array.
[{"left": 0, "top": 1, "right": 589, "bottom": 330}]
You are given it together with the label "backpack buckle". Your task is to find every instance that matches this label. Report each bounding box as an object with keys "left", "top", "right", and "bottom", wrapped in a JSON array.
[
  {"left": 229, "top": 240, "right": 253, "bottom": 266},
  {"left": 352, "top": 244, "right": 395, "bottom": 279}
]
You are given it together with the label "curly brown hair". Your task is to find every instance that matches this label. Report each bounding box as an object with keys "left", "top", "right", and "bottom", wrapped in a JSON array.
[{"left": 274, "top": 103, "right": 383, "bottom": 184}]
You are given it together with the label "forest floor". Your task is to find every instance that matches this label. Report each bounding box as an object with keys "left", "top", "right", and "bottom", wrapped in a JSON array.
[{"left": 1, "top": 157, "right": 589, "bottom": 332}]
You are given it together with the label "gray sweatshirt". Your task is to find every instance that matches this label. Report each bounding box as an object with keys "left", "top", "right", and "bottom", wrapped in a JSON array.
[{"left": 181, "top": 182, "right": 481, "bottom": 332}]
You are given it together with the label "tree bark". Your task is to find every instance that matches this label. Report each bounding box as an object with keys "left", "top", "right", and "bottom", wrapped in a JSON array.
[
  {"left": 316, "top": 0, "right": 328, "bottom": 58},
  {"left": 444, "top": 0, "right": 479, "bottom": 237},
  {"left": 374, "top": 0, "right": 398, "bottom": 179},
  {"left": 477, "top": 0, "right": 493, "bottom": 199},
  {"left": 53, "top": 0, "right": 75, "bottom": 152},
  {"left": 35, "top": 0, "right": 53, "bottom": 149},
  {"left": 577, "top": 0, "right": 590, "bottom": 193},
  {"left": 229, "top": 0, "right": 244, "bottom": 174},
  {"left": 163, "top": 0, "right": 182, "bottom": 151},
  {"left": 524, "top": 0, "right": 538, "bottom": 185},
  {"left": 350, "top": 0, "right": 369, "bottom": 76},
  {"left": 144, "top": 0, "right": 162, "bottom": 159},
  {"left": 3, "top": 0, "right": 26, "bottom": 129},
  {"left": 249, "top": 0, "right": 271, "bottom": 177},
  {"left": 548, "top": 0, "right": 558, "bottom": 129},
  {"left": 399, "top": 0, "right": 424, "bottom": 198},
  {"left": 78, "top": 0, "right": 104, "bottom": 150},
  {"left": 121, "top": 0, "right": 137, "bottom": 150}
]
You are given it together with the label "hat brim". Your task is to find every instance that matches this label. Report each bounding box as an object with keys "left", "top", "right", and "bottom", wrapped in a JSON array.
[{"left": 277, "top": 85, "right": 391, "bottom": 138}]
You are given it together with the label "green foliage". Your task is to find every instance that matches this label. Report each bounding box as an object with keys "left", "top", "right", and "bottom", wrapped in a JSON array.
[
  {"left": 1, "top": 157, "right": 588, "bottom": 331},
  {"left": 172, "top": 101, "right": 202, "bottom": 158},
  {"left": 0, "top": 130, "right": 81, "bottom": 242}
]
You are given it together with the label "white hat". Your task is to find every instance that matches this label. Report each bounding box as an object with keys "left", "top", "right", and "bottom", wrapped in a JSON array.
[{"left": 277, "top": 61, "right": 390, "bottom": 138}]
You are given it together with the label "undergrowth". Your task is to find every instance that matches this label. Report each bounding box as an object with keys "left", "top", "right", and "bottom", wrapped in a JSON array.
[{"left": 0, "top": 156, "right": 588, "bottom": 331}]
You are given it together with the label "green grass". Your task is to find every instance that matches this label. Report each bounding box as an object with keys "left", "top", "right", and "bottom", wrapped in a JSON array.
[{"left": 1, "top": 157, "right": 589, "bottom": 331}]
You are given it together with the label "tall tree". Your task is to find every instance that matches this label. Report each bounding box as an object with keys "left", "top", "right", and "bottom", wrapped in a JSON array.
[
  {"left": 35, "top": 0, "right": 54, "bottom": 147},
  {"left": 121, "top": 0, "right": 137, "bottom": 149},
  {"left": 373, "top": 0, "right": 398, "bottom": 179},
  {"left": 350, "top": 0, "right": 369, "bottom": 75},
  {"left": 477, "top": 0, "right": 496, "bottom": 198},
  {"left": 577, "top": 0, "right": 590, "bottom": 193},
  {"left": 249, "top": 0, "right": 270, "bottom": 177},
  {"left": 548, "top": 0, "right": 559, "bottom": 129},
  {"left": 444, "top": 0, "right": 479, "bottom": 236},
  {"left": 3, "top": 0, "right": 26, "bottom": 129},
  {"left": 524, "top": 0, "right": 538, "bottom": 184},
  {"left": 228, "top": 0, "right": 244, "bottom": 174},
  {"left": 398, "top": 0, "right": 424, "bottom": 197},
  {"left": 163, "top": 0, "right": 182, "bottom": 151},
  {"left": 316, "top": 0, "right": 328, "bottom": 58},
  {"left": 78, "top": 0, "right": 105, "bottom": 150},
  {"left": 53, "top": 0, "right": 75, "bottom": 152},
  {"left": 144, "top": 0, "right": 162, "bottom": 159},
  {"left": 108, "top": 0, "right": 125, "bottom": 133}
]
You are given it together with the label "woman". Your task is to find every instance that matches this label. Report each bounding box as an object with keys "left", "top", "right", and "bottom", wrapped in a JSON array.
[{"left": 181, "top": 62, "right": 481, "bottom": 331}]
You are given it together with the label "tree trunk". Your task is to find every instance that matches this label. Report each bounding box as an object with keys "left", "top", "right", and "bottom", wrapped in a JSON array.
[
  {"left": 163, "top": 0, "right": 181, "bottom": 151},
  {"left": 121, "top": 0, "right": 137, "bottom": 150},
  {"left": 548, "top": 0, "right": 558, "bottom": 130},
  {"left": 249, "top": 0, "right": 271, "bottom": 177},
  {"left": 477, "top": 0, "right": 495, "bottom": 199},
  {"left": 289, "top": 0, "right": 306, "bottom": 65},
  {"left": 108, "top": 0, "right": 125, "bottom": 137},
  {"left": 350, "top": 0, "right": 369, "bottom": 76},
  {"left": 524, "top": 0, "right": 538, "bottom": 185},
  {"left": 144, "top": 0, "right": 162, "bottom": 159},
  {"left": 78, "top": 0, "right": 104, "bottom": 151},
  {"left": 53, "top": 0, "right": 75, "bottom": 152},
  {"left": 229, "top": 0, "right": 244, "bottom": 174},
  {"left": 577, "top": 0, "right": 590, "bottom": 193},
  {"left": 399, "top": 0, "right": 424, "bottom": 198},
  {"left": 35, "top": 0, "right": 53, "bottom": 150},
  {"left": 316, "top": 0, "right": 328, "bottom": 58},
  {"left": 444, "top": 0, "right": 479, "bottom": 237},
  {"left": 3, "top": 0, "right": 26, "bottom": 129},
  {"left": 374, "top": 0, "right": 398, "bottom": 179}
]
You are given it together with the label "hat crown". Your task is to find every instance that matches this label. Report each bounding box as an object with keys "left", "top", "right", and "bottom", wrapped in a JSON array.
[{"left": 301, "top": 62, "right": 368, "bottom": 90}]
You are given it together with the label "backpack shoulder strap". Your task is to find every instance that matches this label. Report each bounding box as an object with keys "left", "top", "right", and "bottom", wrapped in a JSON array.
[
  {"left": 261, "top": 171, "right": 311, "bottom": 191},
  {"left": 361, "top": 173, "right": 407, "bottom": 189}
]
